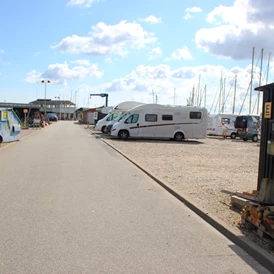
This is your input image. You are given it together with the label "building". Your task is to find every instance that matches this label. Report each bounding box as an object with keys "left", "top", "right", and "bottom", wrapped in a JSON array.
[
  {"left": 30, "top": 99, "right": 76, "bottom": 120},
  {"left": 0, "top": 102, "right": 41, "bottom": 124}
]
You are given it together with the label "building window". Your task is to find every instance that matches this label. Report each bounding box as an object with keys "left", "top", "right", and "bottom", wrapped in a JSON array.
[
  {"left": 145, "top": 114, "right": 157, "bottom": 122},
  {"left": 190, "top": 112, "right": 201, "bottom": 119},
  {"left": 162, "top": 115, "right": 173, "bottom": 121}
]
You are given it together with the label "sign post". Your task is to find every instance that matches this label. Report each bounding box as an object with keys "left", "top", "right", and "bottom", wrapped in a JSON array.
[{"left": 23, "top": 109, "right": 28, "bottom": 128}]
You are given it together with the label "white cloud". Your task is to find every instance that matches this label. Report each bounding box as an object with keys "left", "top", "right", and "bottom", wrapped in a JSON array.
[
  {"left": 195, "top": 0, "right": 274, "bottom": 60},
  {"left": 148, "top": 47, "right": 162, "bottom": 60},
  {"left": 0, "top": 49, "right": 4, "bottom": 54},
  {"left": 71, "top": 59, "right": 91, "bottom": 66},
  {"left": 67, "top": 0, "right": 100, "bottom": 8},
  {"left": 25, "top": 62, "right": 103, "bottom": 85},
  {"left": 184, "top": 7, "right": 202, "bottom": 20},
  {"left": 95, "top": 63, "right": 264, "bottom": 114},
  {"left": 165, "top": 46, "right": 192, "bottom": 61},
  {"left": 140, "top": 15, "right": 162, "bottom": 24},
  {"left": 53, "top": 20, "right": 157, "bottom": 57}
]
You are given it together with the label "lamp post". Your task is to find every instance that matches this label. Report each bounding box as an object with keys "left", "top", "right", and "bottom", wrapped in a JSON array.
[
  {"left": 41, "top": 79, "right": 50, "bottom": 122},
  {"left": 55, "top": 95, "right": 61, "bottom": 120}
]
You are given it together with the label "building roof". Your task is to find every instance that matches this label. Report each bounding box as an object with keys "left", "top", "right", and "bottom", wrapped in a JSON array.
[
  {"left": 0, "top": 102, "right": 41, "bottom": 108},
  {"left": 30, "top": 99, "right": 76, "bottom": 106},
  {"left": 254, "top": 82, "right": 274, "bottom": 92}
]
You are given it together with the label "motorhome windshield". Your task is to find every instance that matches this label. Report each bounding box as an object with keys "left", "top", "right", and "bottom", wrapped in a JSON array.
[{"left": 118, "top": 113, "right": 127, "bottom": 122}]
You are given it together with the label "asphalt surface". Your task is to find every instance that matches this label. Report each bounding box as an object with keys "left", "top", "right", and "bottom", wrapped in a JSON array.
[{"left": 0, "top": 121, "right": 271, "bottom": 274}]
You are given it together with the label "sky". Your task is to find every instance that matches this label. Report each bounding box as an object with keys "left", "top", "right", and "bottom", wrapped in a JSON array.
[{"left": 1, "top": 0, "right": 274, "bottom": 114}]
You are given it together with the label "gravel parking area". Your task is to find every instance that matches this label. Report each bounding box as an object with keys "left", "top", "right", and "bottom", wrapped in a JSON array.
[
  {"left": 102, "top": 134, "right": 259, "bottom": 228},
  {"left": 87, "top": 125, "right": 274, "bottom": 255}
]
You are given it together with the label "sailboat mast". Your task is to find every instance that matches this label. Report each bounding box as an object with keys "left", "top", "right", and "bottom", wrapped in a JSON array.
[
  {"left": 257, "top": 48, "right": 264, "bottom": 114},
  {"left": 232, "top": 74, "right": 237, "bottom": 114},
  {"left": 266, "top": 52, "right": 271, "bottom": 85},
  {"left": 219, "top": 72, "right": 223, "bottom": 114},
  {"left": 222, "top": 78, "right": 226, "bottom": 113},
  {"left": 197, "top": 75, "right": 201, "bottom": 106},
  {"left": 174, "top": 88, "right": 176, "bottom": 105},
  {"left": 249, "top": 47, "right": 255, "bottom": 114},
  {"left": 204, "top": 85, "right": 207, "bottom": 108}
]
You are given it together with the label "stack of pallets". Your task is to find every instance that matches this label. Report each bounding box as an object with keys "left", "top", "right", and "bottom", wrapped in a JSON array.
[{"left": 241, "top": 197, "right": 274, "bottom": 239}]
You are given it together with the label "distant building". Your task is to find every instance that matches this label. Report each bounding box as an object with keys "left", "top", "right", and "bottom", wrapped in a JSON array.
[
  {"left": 30, "top": 99, "right": 76, "bottom": 120},
  {"left": 0, "top": 102, "right": 41, "bottom": 122}
]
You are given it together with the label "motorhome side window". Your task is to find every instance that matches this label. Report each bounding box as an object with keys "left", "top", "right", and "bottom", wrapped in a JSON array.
[
  {"left": 221, "top": 118, "right": 230, "bottom": 124},
  {"left": 162, "top": 115, "right": 173, "bottom": 121},
  {"left": 145, "top": 114, "right": 157, "bottom": 122},
  {"left": 190, "top": 112, "right": 201, "bottom": 119},
  {"left": 126, "top": 114, "right": 139, "bottom": 124}
]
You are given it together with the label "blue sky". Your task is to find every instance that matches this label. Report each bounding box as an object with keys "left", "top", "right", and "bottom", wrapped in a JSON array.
[{"left": 1, "top": 0, "right": 273, "bottom": 114}]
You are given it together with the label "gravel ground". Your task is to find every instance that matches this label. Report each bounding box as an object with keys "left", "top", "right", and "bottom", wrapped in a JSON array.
[{"left": 87, "top": 125, "right": 274, "bottom": 255}]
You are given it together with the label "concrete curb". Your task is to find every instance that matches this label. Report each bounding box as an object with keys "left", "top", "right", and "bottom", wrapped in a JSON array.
[{"left": 101, "top": 138, "right": 274, "bottom": 274}]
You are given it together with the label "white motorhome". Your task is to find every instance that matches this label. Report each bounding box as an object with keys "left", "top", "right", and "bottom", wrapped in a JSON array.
[
  {"left": 207, "top": 114, "right": 238, "bottom": 139},
  {"left": 95, "top": 101, "right": 144, "bottom": 133},
  {"left": 111, "top": 104, "right": 208, "bottom": 141}
]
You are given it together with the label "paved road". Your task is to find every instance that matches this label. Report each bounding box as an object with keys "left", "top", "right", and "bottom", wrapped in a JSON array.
[{"left": 0, "top": 122, "right": 271, "bottom": 274}]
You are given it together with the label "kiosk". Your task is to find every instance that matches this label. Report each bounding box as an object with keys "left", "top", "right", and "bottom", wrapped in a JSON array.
[
  {"left": 255, "top": 83, "right": 274, "bottom": 204},
  {"left": 0, "top": 108, "right": 21, "bottom": 143}
]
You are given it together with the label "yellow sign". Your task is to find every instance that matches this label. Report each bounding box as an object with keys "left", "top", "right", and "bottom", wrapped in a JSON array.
[
  {"left": 3, "top": 111, "right": 7, "bottom": 119},
  {"left": 23, "top": 109, "right": 28, "bottom": 113},
  {"left": 264, "top": 102, "right": 272, "bottom": 119}
]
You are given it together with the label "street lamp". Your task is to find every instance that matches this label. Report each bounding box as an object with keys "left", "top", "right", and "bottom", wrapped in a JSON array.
[
  {"left": 41, "top": 79, "right": 50, "bottom": 122},
  {"left": 55, "top": 95, "right": 61, "bottom": 120}
]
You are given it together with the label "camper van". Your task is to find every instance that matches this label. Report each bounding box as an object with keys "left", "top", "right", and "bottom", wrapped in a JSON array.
[
  {"left": 95, "top": 101, "right": 144, "bottom": 133},
  {"left": 111, "top": 104, "right": 208, "bottom": 141},
  {"left": 234, "top": 115, "right": 260, "bottom": 142},
  {"left": 207, "top": 114, "right": 238, "bottom": 139},
  {"left": 0, "top": 108, "right": 21, "bottom": 144},
  {"left": 105, "top": 112, "right": 128, "bottom": 134}
]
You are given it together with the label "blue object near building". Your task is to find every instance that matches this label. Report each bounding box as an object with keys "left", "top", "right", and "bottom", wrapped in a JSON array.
[{"left": 0, "top": 108, "right": 21, "bottom": 143}]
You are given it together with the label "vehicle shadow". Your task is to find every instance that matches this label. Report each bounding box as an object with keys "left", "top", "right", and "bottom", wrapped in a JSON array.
[{"left": 100, "top": 135, "right": 204, "bottom": 145}]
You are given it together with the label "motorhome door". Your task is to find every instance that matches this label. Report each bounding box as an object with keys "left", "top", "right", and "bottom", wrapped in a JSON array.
[{"left": 125, "top": 113, "right": 141, "bottom": 137}]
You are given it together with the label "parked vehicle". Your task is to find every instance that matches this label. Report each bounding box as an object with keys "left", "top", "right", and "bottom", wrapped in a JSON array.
[
  {"left": 111, "top": 104, "right": 208, "bottom": 141},
  {"left": 47, "top": 113, "right": 58, "bottom": 121},
  {"left": 234, "top": 115, "right": 260, "bottom": 142},
  {"left": 95, "top": 101, "right": 144, "bottom": 133},
  {"left": 0, "top": 108, "right": 21, "bottom": 143},
  {"left": 106, "top": 112, "right": 128, "bottom": 134},
  {"left": 207, "top": 114, "right": 238, "bottom": 139}
]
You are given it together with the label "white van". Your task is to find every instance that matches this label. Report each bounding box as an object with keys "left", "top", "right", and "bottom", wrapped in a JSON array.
[
  {"left": 111, "top": 104, "right": 208, "bottom": 140},
  {"left": 95, "top": 101, "right": 144, "bottom": 133},
  {"left": 95, "top": 112, "right": 119, "bottom": 133},
  {"left": 207, "top": 114, "right": 238, "bottom": 139},
  {"left": 105, "top": 112, "right": 128, "bottom": 134}
]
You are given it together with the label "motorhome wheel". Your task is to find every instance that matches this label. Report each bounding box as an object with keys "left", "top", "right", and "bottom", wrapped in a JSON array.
[
  {"left": 174, "top": 132, "right": 184, "bottom": 142},
  {"left": 0, "top": 135, "right": 3, "bottom": 143},
  {"left": 101, "top": 126, "right": 107, "bottom": 134},
  {"left": 118, "top": 130, "right": 129, "bottom": 139},
  {"left": 252, "top": 135, "right": 258, "bottom": 142},
  {"left": 231, "top": 133, "right": 236, "bottom": 139}
]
